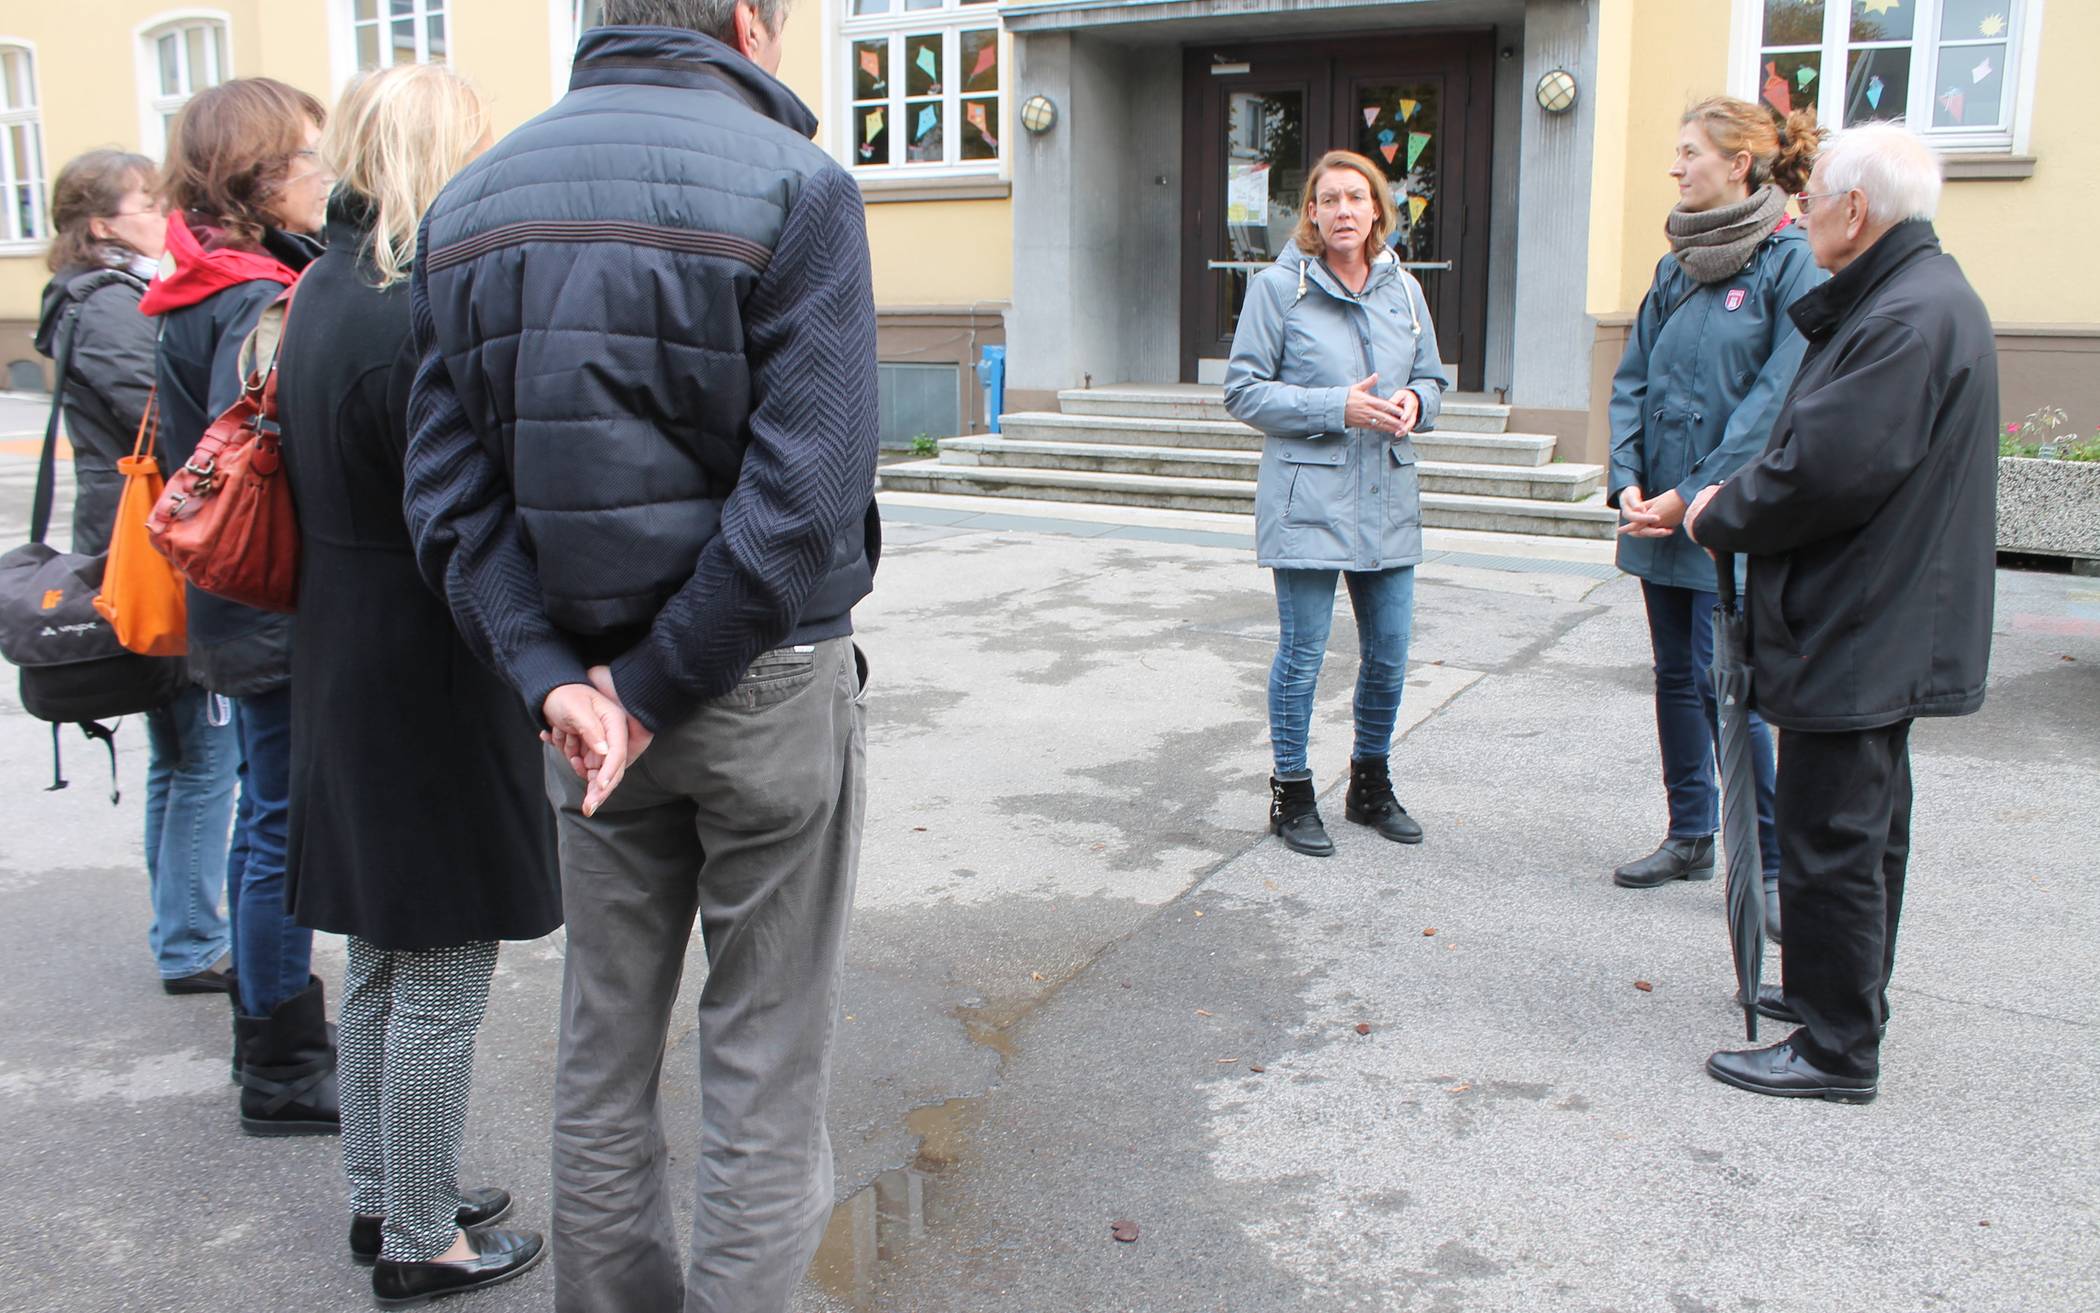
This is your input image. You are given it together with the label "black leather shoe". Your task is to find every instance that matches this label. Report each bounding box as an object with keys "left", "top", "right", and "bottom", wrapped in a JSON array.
[
  {"left": 351, "top": 1189, "right": 514, "bottom": 1266},
  {"left": 372, "top": 1227, "right": 545, "bottom": 1308},
  {"left": 1705, "top": 1037, "right": 1876, "bottom": 1104},
  {"left": 163, "top": 955, "right": 234, "bottom": 995},
  {"left": 1763, "top": 879, "right": 1784, "bottom": 944},
  {"left": 1268, "top": 776, "right": 1334, "bottom": 858},
  {"left": 1733, "top": 986, "right": 1887, "bottom": 1038},
  {"left": 1344, "top": 756, "right": 1424, "bottom": 845},
  {"left": 1612, "top": 836, "right": 1716, "bottom": 888}
]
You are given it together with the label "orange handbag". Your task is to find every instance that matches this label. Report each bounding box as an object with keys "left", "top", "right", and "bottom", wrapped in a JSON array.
[
  {"left": 146, "top": 284, "right": 300, "bottom": 613},
  {"left": 93, "top": 391, "right": 189, "bottom": 657}
]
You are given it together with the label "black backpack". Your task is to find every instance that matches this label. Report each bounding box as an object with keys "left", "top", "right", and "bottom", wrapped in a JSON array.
[{"left": 0, "top": 315, "right": 185, "bottom": 800}]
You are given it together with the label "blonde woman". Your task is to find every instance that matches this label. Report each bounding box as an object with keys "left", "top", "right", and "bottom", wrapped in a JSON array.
[{"left": 276, "top": 65, "right": 557, "bottom": 1306}]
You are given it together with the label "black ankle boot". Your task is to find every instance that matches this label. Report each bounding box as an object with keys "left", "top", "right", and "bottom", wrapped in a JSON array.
[
  {"left": 1612, "top": 836, "right": 1717, "bottom": 888},
  {"left": 1268, "top": 776, "right": 1334, "bottom": 857},
  {"left": 1344, "top": 757, "right": 1423, "bottom": 845},
  {"left": 235, "top": 975, "right": 341, "bottom": 1137}
]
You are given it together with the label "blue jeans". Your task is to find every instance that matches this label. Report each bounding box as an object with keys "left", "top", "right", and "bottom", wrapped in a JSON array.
[
  {"left": 1641, "top": 580, "right": 1780, "bottom": 878},
  {"left": 142, "top": 687, "right": 237, "bottom": 978},
  {"left": 228, "top": 686, "right": 310, "bottom": 1015},
  {"left": 1268, "top": 567, "right": 1415, "bottom": 779}
]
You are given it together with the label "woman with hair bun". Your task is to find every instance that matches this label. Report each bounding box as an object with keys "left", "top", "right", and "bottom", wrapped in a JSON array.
[{"left": 1604, "top": 98, "right": 1825, "bottom": 938}]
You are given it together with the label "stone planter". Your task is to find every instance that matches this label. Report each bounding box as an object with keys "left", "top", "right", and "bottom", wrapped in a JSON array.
[{"left": 1997, "top": 456, "right": 2100, "bottom": 560}]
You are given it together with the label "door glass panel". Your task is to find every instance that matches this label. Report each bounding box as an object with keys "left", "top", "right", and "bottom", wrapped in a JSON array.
[
  {"left": 1352, "top": 81, "right": 1440, "bottom": 266},
  {"left": 1220, "top": 89, "right": 1306, "bottom": 339}
]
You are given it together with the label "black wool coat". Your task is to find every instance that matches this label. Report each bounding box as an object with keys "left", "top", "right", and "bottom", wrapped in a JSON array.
[
  {"left": 1696, "top": 220, "right": 1998, "bottom": 733},
  {"left": 277, "top": 197, "right": 561, "bottom": 949}
]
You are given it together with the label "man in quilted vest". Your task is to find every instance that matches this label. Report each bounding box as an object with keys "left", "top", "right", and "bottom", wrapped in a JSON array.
[{"left": 402, "top": 1, "right": 881, "bottom": 1307}]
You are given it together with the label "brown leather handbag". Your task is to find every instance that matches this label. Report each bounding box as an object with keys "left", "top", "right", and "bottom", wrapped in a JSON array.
[{"left": 147, "top": 283, "right": 300, "bottom": 612}]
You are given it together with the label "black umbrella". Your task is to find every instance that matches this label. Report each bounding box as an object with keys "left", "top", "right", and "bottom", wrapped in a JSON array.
[{"left": 1710, "top": 552, "right": 1764, "bottom": 1041}]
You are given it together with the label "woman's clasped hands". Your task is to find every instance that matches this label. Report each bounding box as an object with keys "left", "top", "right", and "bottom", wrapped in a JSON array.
[{"left": 1344, "top": 373, "right": 1420, "bottom": 436}]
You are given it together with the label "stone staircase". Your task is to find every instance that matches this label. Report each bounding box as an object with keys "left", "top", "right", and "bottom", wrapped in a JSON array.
[{"left": 878, "top": 384, "right": 1618, "bottom": 540}]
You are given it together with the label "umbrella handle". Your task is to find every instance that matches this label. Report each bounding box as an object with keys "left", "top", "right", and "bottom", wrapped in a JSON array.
[{"left": 1714, "top": 551, "right": 1737, "bottom": 611}]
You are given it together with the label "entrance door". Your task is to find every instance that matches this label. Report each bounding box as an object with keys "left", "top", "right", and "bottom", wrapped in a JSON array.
[{"left": 1181, "top": 33, "right": 1495, "bottom": 390}]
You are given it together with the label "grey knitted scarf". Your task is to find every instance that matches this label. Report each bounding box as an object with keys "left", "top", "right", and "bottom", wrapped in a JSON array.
[{"left": 1665, "top": 184, "right": 1789, "bottom": 284}]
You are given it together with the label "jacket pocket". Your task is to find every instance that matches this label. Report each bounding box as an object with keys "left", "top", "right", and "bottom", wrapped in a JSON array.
[
  {"left": 1384, "top": 441, "right": 1423, "bottom": 555},
  {"left": 1275, "top": 440, "right": 1344, "bottom": 528}
]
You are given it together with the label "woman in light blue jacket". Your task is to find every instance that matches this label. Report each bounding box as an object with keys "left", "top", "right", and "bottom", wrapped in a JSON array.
[
  {"left": 1606, "top": 97, "right": 1824, "bottom": 941},
  {"left": 1224, "top": 149, "right": 1451, "bottom": 858}
]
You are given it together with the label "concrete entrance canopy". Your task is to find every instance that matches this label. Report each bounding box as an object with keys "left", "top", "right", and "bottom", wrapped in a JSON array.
[{"left": 998, "top": 0, "right": 1601, "bottom": 450}]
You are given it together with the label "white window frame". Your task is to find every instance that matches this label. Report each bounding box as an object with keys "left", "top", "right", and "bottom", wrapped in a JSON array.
[
  {"left": 829, "top": 0, "right": 1007, "bottom": 179},
  {"left": 549, "top": 0, "right": 605, "bottom": 100},
  {"left": 1730, "top": 0, "right": 2046, "bottom": 155},
  {"left": 0, "top": 38, "right": 48, "bottom": 253},
  {"left": 134, "top": 11, "right": 234, "bottom": 161},
  {"left": 328, "top": 0, "right": 452, "bottom": 94}
]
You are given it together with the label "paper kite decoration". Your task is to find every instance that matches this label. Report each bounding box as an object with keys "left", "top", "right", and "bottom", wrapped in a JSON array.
[
  {"left": 915, "top": 105, "right": 938, "bottom": 140},
  {"left": 1939, "top": 87, "right": 1965, "bottom": 121},
  {"left": 1407, "top": 195, "right": 1429, "bottom": 225},
  {"left": 966, "top": 100, "right": 996, "bottom": 150},
  {"left": 1973, "top": 57, "right": 1993, "bottom": 84},
  {"left": 1364, "top": 106, "right": 1380, "bottom": 127},
  {"left": 859, "top": 49, "right": 882, "bottom": 84},
  {"left": 1379, "top": 127, "right": 1396, "bottom": 146},
  {"left": 1407, "top": 132, "right": 1430, "bottom": 170},
  {"left": 1797, "top": 65, "right": 1817, "bottom": 90},
  {"left": 971, "top": 44, "right": 997, "bottom": 81},
  {"left": 1866, "top": 75, "right": 1885, "bottom": 109},
  {"left": 1379, "top": 142, "right": 1399, "bottom": 164},
  {"left": 1398, "top": 98, "right": 1419, "bottom": 122},
  {"left": 915, "top": 46, "right": 938, "bottom": 81},
  {"left": 864, "top": 108, "right": 884, "bottom": 142},
  {"left": 1763, "top": 62, "right": 1791, "bottom": 114},
  {"left": 1979, "top": 13, "right": 2006, "bottom": 37}
]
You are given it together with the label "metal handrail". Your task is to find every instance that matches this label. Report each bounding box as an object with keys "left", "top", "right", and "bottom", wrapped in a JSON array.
[{"left": 1207, "top": 259, "right": 1453, "bottom": 272}]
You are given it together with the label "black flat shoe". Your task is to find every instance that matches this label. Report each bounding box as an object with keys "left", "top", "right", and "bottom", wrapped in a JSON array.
[
  {"left": 1705, "top": 1037, "right": 1877, "bottom": 1104},
  {"left": 163, "top": 956, "right": 234, "bottom": 995},
  {"left": 1344, "top": 756, "right": 1424, "bottom": 845},
  {"left": 1268, "top": 776, "right": 1334, "bottom": 858},
  {"left": 351, "top": 1188, "right": 514, "bottom": 1266},
  {"left": 1612, "top": 836, "right": 1716, "bottom": 888},
  {"left": 371, "top": 1227, "right": 545, "bottom": 1308}
]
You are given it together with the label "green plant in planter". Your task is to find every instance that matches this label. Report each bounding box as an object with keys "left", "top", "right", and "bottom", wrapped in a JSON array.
[
  {"left": 910, "top": 433, "right": 939, "bottom": 457},
  {"left": 2003, "top": 405, "right": 2070, "bottom": 459}
]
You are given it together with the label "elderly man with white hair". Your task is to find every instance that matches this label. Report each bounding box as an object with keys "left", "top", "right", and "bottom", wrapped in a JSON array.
[{"left": 1683, "top": 123, "right": 1998, "bottom": 1103}]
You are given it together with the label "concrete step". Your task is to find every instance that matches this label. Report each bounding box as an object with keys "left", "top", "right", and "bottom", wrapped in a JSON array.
[
  {"left": 999, "top": 412, "right": 1553, "bottom": 467},
  {"left": 875, "top": 461, "right": 1619, "bottom": 540},
  {"left": 1052, "top": 385, "right": 1511, "bottom": 435},
  {"left": 939, "top": 437, "right": 1600, "bottom": 502}
]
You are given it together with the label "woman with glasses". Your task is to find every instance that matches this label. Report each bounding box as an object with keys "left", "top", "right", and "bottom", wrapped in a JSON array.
[
  {"left": 1604, "top": 97, "right": 1824, "bottom": 937},
  {"left": 1225, "top": 149, "right": 1451, "bottom": 859},
  {"left": 142, "top": 77, "right": 338, "bottom": 1136},
  {"left": 35, "top": 150, "right": 239, "bottom": 998}
]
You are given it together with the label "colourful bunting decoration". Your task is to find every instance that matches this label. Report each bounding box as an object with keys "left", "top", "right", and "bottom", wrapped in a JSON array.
[
  {"left": 1379, "top": 142, "right": 1399, "bottom": 164},
  {"left": 1972, "top": 56, "right": 1993, "bottom": 84},
  {"left": 1796, "top": 65, "right": 1817, "bottom": 90},
  {"left": 1398, "top": 98, "right": 1419, "bottom": 122},
  {"left": 915, "top": 46, "right": 938, "bottom": 81},
  {"left": 1763, "top": 61, "right": 1791, "bottom": 114},
  {"left": 971, "top": 44, "right": 997, "bottom": 81},
  {"left": 1363, "top": 106, "right": 1380, "bottom": 127},
  {"left": 1866, "top": 75, "right": 1884, "bottom": 109},
  {"left": 916, "top": 104, "right": 938, "bottom": 140},
  {"left": 864, "top": 108, "right": 884, "bottom": 143},
  {"left": 1408, "top": 194, "right": 1429, "bottom": 225},
  {"left": 1378, "top": 128, "right": 1396, "bottom": 146},
  {"left": 1407, "top": 132, "right": 1430, "bottom": 170},
  {"left": 1939, "top": 87, "right": 1964, "bottom": 121}
]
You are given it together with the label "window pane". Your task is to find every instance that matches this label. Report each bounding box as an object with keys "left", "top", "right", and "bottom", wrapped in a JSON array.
[
  {"left": 961, "top": 96, "right": 998, "bottom": 160},
  {"left": 852, "top": 39, "right": 887, "bottom": 100},
  {"left": 392, "top": 17, "right": 417, "bottom": 63},
  {"left": 1850, "top": 0, "right": 1915, "bottom": 42},
  {"left": 1844, "top": 47, "right": 1909, "bottom": 124},
  {"left": 961, "top": 29, "right": 997, "bottom": 95},
  {"left": 17, "top": 185, "right": 36, "bottom": 241},
  {"left": 2, "top": 50, "right": 30, "bottom": 109},
  {"left": 961, "top": 0, "right": 998, "bottom": 6},
  {"left": 1762, "top": 0, "right": 1823, "bottom": 46},
  {"left": 905, "top": 33, "right": 942, "bottom": 97},
  {"left": 427, "top": 14, "right": 447, "bottom": 61},
  {"left": 854, "top": 103, "right": 889, "bottom": 166},
  {"left": 357, "top": 22, "right": 381, "bottom": 69},
  {"left": 905, "top": 100, "right": 943, "bottom": 163},
  {"left": 904, "top": 0, "right": 944, "bottom": 10},
  {"left": 355, "top": 0, "right": 378, "bottom": 20},
  {"left": 852, "top": 0, "right": 892, "bottom": 13},
  {"left": 391, "top": 0, "right": 416, "bottom": 15},
  {"left": 158, "top": 34, "right": 182, "bottom": 96},
  {"left": 1758, "top": 51, "right": 1821, "bottom": 116},
  {"left": 1940, "top": 0, "right": 2012, "bottom": 41},
  {"left": 186, "top": 28, "right": 209, "bottom": 91},
  {"left": 1935, "top": 42, "right": 2007, "bottom": 125},
  {"left": 212, "top": 25, "right": 228, "bottom": 83}
]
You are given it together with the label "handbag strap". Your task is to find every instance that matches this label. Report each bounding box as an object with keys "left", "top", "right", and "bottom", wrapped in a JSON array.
[
  {"left": 129, "top": 388, "right": 160, "bottom": 462},
  {"left": 28, "top": 306, "right": 80, "bottom": 547}
]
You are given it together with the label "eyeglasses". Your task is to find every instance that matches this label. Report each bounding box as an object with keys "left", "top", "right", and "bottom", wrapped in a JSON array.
[{"left": 1795, "top": 189, "right": 1848, "bottom": 214}]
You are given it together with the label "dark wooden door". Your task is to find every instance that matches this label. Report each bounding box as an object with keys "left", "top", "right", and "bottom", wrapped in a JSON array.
[{"left": 1181, "top": 32, "right": 1495, "bottom": 391}]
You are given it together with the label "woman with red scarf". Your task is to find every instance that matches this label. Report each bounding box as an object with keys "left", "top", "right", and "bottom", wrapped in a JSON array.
[{"left": 141, "top": 77, "right": 338, "bottom": 1137}]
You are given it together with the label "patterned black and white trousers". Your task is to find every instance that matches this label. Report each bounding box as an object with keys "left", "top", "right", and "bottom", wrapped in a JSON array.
[{"left": 339, "top": 936, "right": 499, "bottom": 1262}]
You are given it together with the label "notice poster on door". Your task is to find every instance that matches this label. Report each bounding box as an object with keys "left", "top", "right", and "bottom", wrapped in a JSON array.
[{"left": 1227, "top": 162, "right": 1271, "bottom": 225}]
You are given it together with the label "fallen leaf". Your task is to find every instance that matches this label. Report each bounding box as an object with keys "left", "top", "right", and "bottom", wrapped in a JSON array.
[
  {"left": 1249, "top": 1064, "right": 1267, "bottom": 1073},
  {"left": 1120, "top": 980, "right": 1132, "bottom": 989},
  {"left": 1448, "top": 1082, "right": 1472, "bottom": 1095},
  {"left": 912, "top": 826, "right": 928, "bottom": 832},
  {"left": 1979, "top": 1219, "right": 1992, "bottom": 1227},
  {"left": 1216, "top": 1056, "right": 1239, "bottom": 1065},
  {"left": 1423, "top": 928, "right": 1437, "bottom": 937},
  {"left": 1195, "top": 1009, "right": 1214, "bottom": 1017},
  {"left": 1030, "top": 971, "right": 1045, "bottom": 981},
  {"left": 1110, "top": 1219, "right": 1140, "bottom": 1243},
  {"left": 1264, "top": 879, "right": 1278, "bottom": 891},
  {"left": 1355, "top": 1022, "right": 1373, "bottom": 1035},
  {"left": 1193, "top": 910, "right": 1204, "bottom": 918},
  {"left": 1634, "top": 980, "right": 1654, "bottom": 992}
]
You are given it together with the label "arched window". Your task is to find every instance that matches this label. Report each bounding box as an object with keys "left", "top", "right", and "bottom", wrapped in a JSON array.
[
  {"left": 138, "top": 15, "right": 232, "bottom": 158},
  {"left": 0, "top": 42, "right": 46, "bottom": 246}
]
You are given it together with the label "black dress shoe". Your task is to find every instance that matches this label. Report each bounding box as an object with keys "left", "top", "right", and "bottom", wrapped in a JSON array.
[
  {"left": 1612, "top": 836, "right": 1716, "bottom": 888},
  {"left": 351, "top": 1188, "right": 514, "bottom": 1265},
  {"left": 163, "top": 955, "right": 234, "bottom": 995},
  {"left": 1269, "top": 776, "right": 1334, "bottom": 858},
  {"left": 1344, "top": 756, "right": 1424, "bottom": 844},
  {"left": 371, "top": 1227, "right": 545, "bottom": 1308},
  {"left": 1705, "top": 1037, "right": 1876, "bottom": 1104},
  {"left": 1733, "top": 986, "right": 1888, "bottom": 1038}
]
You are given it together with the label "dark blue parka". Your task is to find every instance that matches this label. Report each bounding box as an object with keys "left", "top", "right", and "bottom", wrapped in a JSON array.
[{"left": 1608, "top": 223, "right": 1824, "bottom": 591}]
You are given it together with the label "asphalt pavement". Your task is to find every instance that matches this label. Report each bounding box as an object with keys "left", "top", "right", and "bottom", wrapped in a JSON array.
[{"left": 0, "top": 458, "right": 2093, "bottom": 1313}]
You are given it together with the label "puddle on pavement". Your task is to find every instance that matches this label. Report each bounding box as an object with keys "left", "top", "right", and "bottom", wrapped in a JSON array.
[{"left": 810, "top": 1098, "right": 975, "bottom": 1310}]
